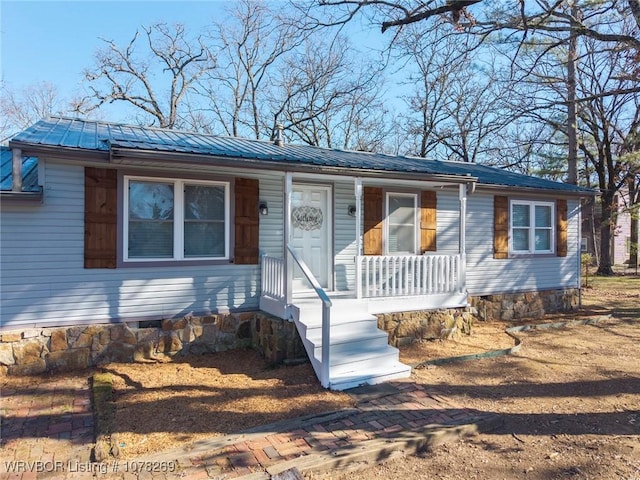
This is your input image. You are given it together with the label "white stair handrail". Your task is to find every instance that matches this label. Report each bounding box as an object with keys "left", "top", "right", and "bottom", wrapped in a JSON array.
[{"left": 287, "top": 245, "right": 332, "bottom": 388}]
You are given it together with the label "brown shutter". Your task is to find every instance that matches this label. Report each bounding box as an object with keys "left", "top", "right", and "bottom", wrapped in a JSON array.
[
  {"left": 234, "top": 177, "right": 259, "bottom": 264},
  {"left": 85, "top": 167, "right": 117, "bottom": 269},
  {"left": 494, "top": 195, "right": 509, "bottom": 259},
  {"left": 420, "top": 190, "right": 437, "bottom": 252},
  {"left": 363, "top": 187, "right": 383, "bottom": 255},
  {"left": 556, "top": 199, "right": 568, "bottom": 257}
]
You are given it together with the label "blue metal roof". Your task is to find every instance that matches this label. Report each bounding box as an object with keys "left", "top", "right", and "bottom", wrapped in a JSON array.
[
  {"left": 0, "top": 147, "right": 39, "bottom": 192},
  {"left": 10, "top": 117, "right": 595, "bottom": 194}
]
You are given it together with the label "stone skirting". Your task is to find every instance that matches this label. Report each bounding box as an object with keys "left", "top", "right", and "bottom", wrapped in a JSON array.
[
  {"left": 376, "top": 288, "right": 580, "bottom": 347},
  {"left": 376, "top": 308, "right": 475, "bottom": 348},
  {"left": 0, "top": 312, "right": 306, "bottom": 376},
  {"left": 0, "top": 288, "right": 580, "bottom": 375},
  {"left": 469, "top": 288, "right": 580, "bottom": 322}
]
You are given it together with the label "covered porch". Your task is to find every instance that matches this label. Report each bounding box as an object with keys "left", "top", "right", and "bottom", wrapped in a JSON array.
[{"left": 258, "top": 172, "right": 473, "bottom": 390}]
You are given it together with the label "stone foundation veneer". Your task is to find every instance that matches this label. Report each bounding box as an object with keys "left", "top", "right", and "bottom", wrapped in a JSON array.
[
  {"left": 469, "top": 288, "right": 580, "bottom": 322},
  {"left": 376, "top": 288, "right": 580, "bottom": 347},
  {"left": 0, "top": 288, "right": 580, "bottom": 376},
  {"left": 0, "top": 312, "right": 306, "bottom": 376}
]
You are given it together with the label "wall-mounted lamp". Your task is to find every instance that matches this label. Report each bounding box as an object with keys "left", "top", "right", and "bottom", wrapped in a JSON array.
[
  {"left": 347, "top": 205, "right": 356, "bottom": 217},
  {"left": 259, "top": 200, "right": 269, "bottom": 216}
]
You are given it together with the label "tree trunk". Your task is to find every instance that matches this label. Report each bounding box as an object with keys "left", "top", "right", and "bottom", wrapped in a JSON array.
[
  {"left": 630, "top": 207, "right": 638, "bottom": 268},
  {"left": 597, "top": 193, "right": 615, "bottom": 275},
  {"left": 566, "top": 3, "right": 579, "bottom": 185}
]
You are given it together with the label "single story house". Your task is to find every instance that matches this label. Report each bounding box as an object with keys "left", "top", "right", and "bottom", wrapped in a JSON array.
[{"left": 0, "top": 117, "right": 596, "bottom": 389}]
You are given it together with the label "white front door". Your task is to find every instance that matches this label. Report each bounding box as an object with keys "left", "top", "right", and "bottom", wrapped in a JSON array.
[{"left": 290, "top": 184, "right": 332, "bottom": 292}]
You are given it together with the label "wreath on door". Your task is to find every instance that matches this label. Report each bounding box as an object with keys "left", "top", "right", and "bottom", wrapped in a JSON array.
[{"left": 291, "top": 206, "right": 324, "bottom": 231}]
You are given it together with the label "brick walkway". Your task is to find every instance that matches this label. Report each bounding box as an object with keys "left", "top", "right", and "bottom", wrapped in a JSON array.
[
  {"left": 137, "top": 379, "right": 500, "bottom": 479},
  {"left": 0, "top": 376, "right": 500, "bottom": 480},
  {"left": 0, "top": 375, "right": 94, "bottom": 480}
]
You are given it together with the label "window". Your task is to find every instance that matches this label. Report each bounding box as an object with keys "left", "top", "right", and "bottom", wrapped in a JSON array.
[
  {"left": 386, "top": 193, "right": 417, "bottom": 254},
  {"left": 124, "top": 176, "right": 229, "bottom": 261},
  {"left": 510, "top": 200, "right": 554, "bottom": 254}
]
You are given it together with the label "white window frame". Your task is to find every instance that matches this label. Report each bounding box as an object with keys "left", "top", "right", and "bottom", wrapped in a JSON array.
[
  {"left": 123, "top": 175, "right": 230, "bottom": 262},
  {"left": 510, "top": 200, "right": 555, "bottom": 255},
  {"left": 385, "top": 192, "right": 418, "bottom": 255}
]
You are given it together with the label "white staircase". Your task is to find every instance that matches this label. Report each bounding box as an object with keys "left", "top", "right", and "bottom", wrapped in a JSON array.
[{"left": 290, "top": 297, "right": 412, "bottom": 391}]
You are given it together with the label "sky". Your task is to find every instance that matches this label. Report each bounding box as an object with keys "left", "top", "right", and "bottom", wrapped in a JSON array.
[
  {"left": 0, "top": 1, "right": 280, "bottom": 120},
  {"left": 0, "top": 0, "right": 387, "bottom": 124}
]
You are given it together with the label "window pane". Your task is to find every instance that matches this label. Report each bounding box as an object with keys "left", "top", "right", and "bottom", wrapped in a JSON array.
[
  {"left": 129, "top": 181, "right": 174, "bottom": 220},
  {"left": 185, "top": 185, "right": 225, "bottom": 221},
  {"left": 389, "top": 196, "right": 415, "bottom": 226},
  {"left": 513, "top": 228, "right": 529, "bottom": 251},
  {"left": 185, "top": 223, "right": 225, "bottom": 257},
  {"left": 389, "top": 225, "right": 415, "bottom": 253},
  {"left": 129, "top": 222, "right": 174, "bottom": 258},
  {"left": 535, "top": 205, "right": 551, "bottom": 228},
  {"left": 388, "top": 195, "right": 416, "bottom": 254},
  {"left": 512, "top": 204, "right": 530, "bottom": 227},
  {"left": 128, "top": 181, "right": 174, "bottom": 258},
  {"left": 535, "top": 229, "right": 551, "bottom": 251},
  {"left": 184, "top": 184, "right": 226, "bottom": 257}
]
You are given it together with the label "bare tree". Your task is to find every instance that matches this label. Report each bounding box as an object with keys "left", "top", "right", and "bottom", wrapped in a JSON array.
[
  {"left": 479, "top": 1, "right": 639, "bottom": 50},
  {"left": 195, "top": 0, "right": 303, "bottom": 139},
  {"left": 80, "top": 23, "right": 215, "bottom": 129},
  {"left": 1, "top": 81, "right": 73, "bottom": 143},
  {"left": 574, "top": 34, "right": 640, "bottom": 274},
  {"left": 299, "top": 1, "right": 640, "bottom": 49},
  {"left": 268, "top": 34, "right": 389, "bottom": 150},
  {"left": 395, "top": 23, "right": 510, "bottom": 163},
  {"left": 297, "top": 0, "right": 480, "bottom": 32}
]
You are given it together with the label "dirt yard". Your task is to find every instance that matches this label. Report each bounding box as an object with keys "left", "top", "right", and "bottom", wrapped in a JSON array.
[
  {"left": 100, "top": 317, "right": 519, "bottom": 459},
  {"left": 341, "top": 275, "right": 640, "bottom": 480},
  {"left": 1, "top": 274, "right": 638, "bottom": 479},
  {"left": 101, "top": 349, "right": 354, "bottom": 458}
]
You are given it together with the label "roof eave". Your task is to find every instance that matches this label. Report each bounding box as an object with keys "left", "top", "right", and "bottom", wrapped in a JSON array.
[
  {"left": 0, "top": 188, "right": 44, "bottom": 204},
  {"left": 109, "top": 146, "right": 478, "bottom": 185},
  {"left": 8, "top": 141, "right": 110, "bottom": 163},
  {"left": 477, "top": 183, "right": 598, "bottom": 198}
]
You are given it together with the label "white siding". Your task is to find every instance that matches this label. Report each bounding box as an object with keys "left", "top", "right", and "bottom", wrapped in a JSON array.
[
  {"left": 1, "top": 161, "right": 582, "bottom": 330},
  {"left": 334, "top": 180, "right": 357, "bottom": 291},
  {"left": 436, "top": 189, "right": 460, "bottom": 255},
  {"left": 0, "top": 162, "right": 276, "bottom": 329},
  {"left": 258, "top": 174, "right": 285, "bottom": 258},
  {"left": 466, "top": 192, "right": 580, "bottom": 296}
]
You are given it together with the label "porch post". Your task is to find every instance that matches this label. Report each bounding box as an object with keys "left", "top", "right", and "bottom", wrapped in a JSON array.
[
  {"left": 355, "top": 178, "right": 363, "bottom": 298},
  {"left": 284, "top": 172, "right": 293, "bottom": 307},
  {"left": 459, "top": 184, "right": 467, "bottom": 293},
  {"left": 12, "top": 148, "right": 22, "bottom": 192}
]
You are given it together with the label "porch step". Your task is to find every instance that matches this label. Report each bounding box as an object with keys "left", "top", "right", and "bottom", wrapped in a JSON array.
[
  {"left": 329, "top": 362, "right": 412, "bottom": 391},
  {"left": 327, "top": 345, "right": 401, "bottom": 372},
  {"left": 292, "top": 297, "right": 411, "bottom": 391},
  {"left": 304, "top": 320, "right": 383, "bottom": 343},
  {"left": 308, "top": 330, "right": 390, "bottom": 359}
]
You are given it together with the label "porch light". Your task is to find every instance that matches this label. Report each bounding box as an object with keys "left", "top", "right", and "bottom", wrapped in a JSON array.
[
  {"left": 347, "top": 205, "right": 356, "bottom": 217},
  {"left": 259, "top": 200, "right": 269, "bottom": 215}
]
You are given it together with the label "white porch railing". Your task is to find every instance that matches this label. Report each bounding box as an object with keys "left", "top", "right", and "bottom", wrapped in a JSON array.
[
  {"left": 261, "top": 255, "right": 286, "bottom": 302},
  {"left": 357, "top": 254, "right": 464, "bottom": 299}
]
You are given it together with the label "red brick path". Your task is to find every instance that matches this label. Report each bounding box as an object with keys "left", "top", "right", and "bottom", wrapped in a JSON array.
[
  {"left": 1, "top": 375, "right": 93, "bottom": 480},
  {"left": 0, "top": 376, "right": 496, "bottom": 479}
]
